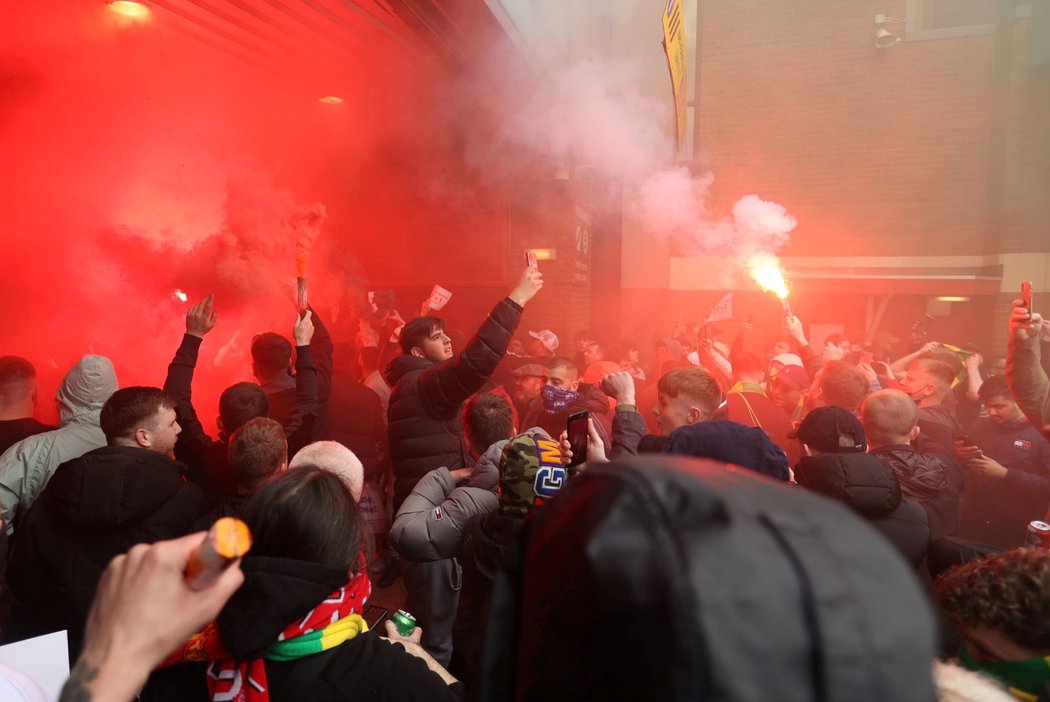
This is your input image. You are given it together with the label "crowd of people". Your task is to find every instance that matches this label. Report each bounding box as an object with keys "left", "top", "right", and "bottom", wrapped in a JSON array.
[{"left": 0, "top": 265, "right": 1048, "bottom": 701}]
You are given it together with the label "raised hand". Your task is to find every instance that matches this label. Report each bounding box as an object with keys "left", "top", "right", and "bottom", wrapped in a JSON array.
[
  {"left": 186, "top": 294, "right": 218, "bottom": 338},
  {"left": 508, "top": 266, "right": 544, "bottom": 307},
  {"left": 293, "top": 310, "right": 315, "bottom": 346}
]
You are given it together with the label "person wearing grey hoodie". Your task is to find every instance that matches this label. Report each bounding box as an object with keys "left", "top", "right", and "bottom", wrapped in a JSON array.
[
  {"left": 0, "top": 355, "right": 118, "bottom": 534},
  {"left": 389, "top": 393, "right": 514, "bottom": 669}
]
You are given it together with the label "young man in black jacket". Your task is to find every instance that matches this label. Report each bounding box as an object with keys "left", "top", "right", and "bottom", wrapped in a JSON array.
[
  {"left": 386, "top": 265, "right": 542, "bottom": 510},
  {"left": 862, "top": 389, "right": 964, "bottom": 540},
  {"left": 385, "top": 264, "right": 541, "bottom": 667}
]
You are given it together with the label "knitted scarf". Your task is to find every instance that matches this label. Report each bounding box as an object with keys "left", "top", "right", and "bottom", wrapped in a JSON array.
[{"left": 165, "top": 567, "right": 372, "bottom": 702}]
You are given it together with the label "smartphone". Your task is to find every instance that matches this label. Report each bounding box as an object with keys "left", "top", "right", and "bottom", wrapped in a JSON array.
[
  {"left": 860, "top": 350, "right": 874, "bottom": 365},
  {"left": 526, "top": 251, "right": 539, "bottom": 268},
  {"left": 1022, "top": 280, "right": 1033, "bottom": 317},
  {"left": 362, "top": 605, "right": 391, "bottom": 630},
  {"left": 567, "top": 411, "right": 589, "bottom": 467},
  {"left": 956, "top": 435, "right": 976, "bottom": 448}
]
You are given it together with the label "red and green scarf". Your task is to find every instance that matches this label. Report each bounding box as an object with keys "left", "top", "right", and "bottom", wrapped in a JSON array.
[{"left": 165, "top": 567, "right": 372, "bottom": 702}]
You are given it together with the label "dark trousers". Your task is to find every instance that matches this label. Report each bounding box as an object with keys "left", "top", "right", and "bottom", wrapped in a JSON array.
[{"left": 401, "top": 557, "right": 462, "bottom": 668}]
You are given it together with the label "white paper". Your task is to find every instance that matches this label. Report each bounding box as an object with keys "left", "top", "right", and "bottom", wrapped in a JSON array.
[
  {"left": 427, "top": 285, "right": 452, "bottom": 311},
  {"left": 0, "top": 631, "right": 69, "bottom": 701}
]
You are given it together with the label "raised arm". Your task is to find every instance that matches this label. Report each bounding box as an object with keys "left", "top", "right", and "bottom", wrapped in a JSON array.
[
  {"left": 417, "top": 267, "right": 543, "bottom": 416},
  {"left": 285, "top": 310, "right": 320, "bottom": 454},
  {"left": 1007, "top": 300, "right": 1050, "bottom": 428},
  {"left": 164, "top": 295, "right": 219, "bottom": 467},
  {"left": 889, "top": 341, "right": 940, "bottom": 376}
]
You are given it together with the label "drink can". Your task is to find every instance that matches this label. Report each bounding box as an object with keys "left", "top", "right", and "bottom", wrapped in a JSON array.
[
  {"left": 392, "top": 609, "right": 417, "bottom": 637},
  {"left": 1025, "top": 521, "right": 1050, "bottom": 549}
]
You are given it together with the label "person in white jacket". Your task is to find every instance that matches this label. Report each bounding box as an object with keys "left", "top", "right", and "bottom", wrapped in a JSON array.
[{"left": 0, "top": 355, "right": 118, "bottom": 534}]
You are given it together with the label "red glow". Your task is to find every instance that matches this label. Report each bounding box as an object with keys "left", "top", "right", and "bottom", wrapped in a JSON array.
[{"left": 109, "top": 1, "right": 150, "bottom": 20}]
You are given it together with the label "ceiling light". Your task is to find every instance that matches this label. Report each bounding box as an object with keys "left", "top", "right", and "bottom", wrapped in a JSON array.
[
  {"left": 109, "top": 1, "right": 151, "bottom": 19},
  {"left": 319, "top": 96, "right": 344, "bottom": 105},
  {"left": 936, "top": 296, "right": 970, "bottom": 302}
]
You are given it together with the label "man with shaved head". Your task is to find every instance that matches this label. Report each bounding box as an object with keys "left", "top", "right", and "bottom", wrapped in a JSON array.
[
  {"left": 290, "top": 440, "right": 363, "bottom": 502},
  {"left": 0, "top": 356, "right": 54, "bottom": 457},
  {"left": 862, "top": 389, "right": 964, "bottom": 539}
]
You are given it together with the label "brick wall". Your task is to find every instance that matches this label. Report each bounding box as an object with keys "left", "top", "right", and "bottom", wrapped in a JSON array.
[{"left": 617, "top": 0, "right": 1048, "bottom": 357}]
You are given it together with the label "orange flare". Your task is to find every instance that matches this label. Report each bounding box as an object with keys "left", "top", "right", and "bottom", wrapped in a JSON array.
[{"left": 185, "top": 517, "right": 252, "bottom": 588}]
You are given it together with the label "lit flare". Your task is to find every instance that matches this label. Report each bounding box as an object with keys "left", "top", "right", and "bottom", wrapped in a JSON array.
[{"left": 747, "top": 254, "right": 792, "bottom": 316}]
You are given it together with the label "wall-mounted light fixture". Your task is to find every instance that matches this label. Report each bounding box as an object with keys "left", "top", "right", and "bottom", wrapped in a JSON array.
[
  {"left": 109, "top": 1, "right": 151, "bottom": 19},
  {"left": 874, "top": 13, "right": 905, "bottom": 48}
]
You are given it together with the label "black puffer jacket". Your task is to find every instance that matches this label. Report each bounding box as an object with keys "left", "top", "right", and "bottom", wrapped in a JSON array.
[
  {"left": 871, "top": 444, "right": 964, "bottom": 540},
  {"left": 387, "top": 298, "right": 522, "bottom": 507},
  {"left": 795, "top": 452, "right": 931, "bottom": 569},
  {"left": 6, "top": 446, "right": 207, "bottom": 658}
]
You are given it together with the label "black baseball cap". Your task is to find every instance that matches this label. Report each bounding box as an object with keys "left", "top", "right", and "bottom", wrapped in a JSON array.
[{"left": 789, "top": 407, "right": 867, "bottom": 453}]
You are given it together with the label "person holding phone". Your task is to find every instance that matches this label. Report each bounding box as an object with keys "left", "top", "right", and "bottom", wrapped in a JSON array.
[
  {"left": 519, "top": 357, "right": 613, "bottom": 455},
  {"left": 956, "top": 375, "right": 1050, "bottom": 548}
]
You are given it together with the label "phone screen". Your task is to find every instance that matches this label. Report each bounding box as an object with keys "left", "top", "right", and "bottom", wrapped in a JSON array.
[
  {"left": 567, "top": 411, "right": 589, "bottom": 467},
  {"left": 362, "top": 605, "right": 391, "bottom": 630},
  {"left": 526, "top": 251, "right": 539, "bottom": 268},
  {"left": 1022, "top": 280, "right": 1033, "bottom": 313}
]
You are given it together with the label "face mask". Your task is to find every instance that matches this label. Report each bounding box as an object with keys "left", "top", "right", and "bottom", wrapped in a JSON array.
[
  {"left": 541, "top": 384, "right": 579, "bottom": 414},
  {"left": 959, "top": 643, "right": 1050, "bottom": 699}
]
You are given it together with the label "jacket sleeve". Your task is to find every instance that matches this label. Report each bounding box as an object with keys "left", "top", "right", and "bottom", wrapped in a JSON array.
[
  {"left": 0, "top": 441, "right": 32, "bottom": 533},
  {"left": 389, "top": 467, "right": 497, "bottom": 561},
  {"left": 285, "top": 345, "right": 319, "bottom": 455},
  {"left": 610, "top": 408, "right": 647, "bottom": 459},
  {"left": 798, "top": 344, "right": 822, "bottom": 378},
  {"left": 1003, "top": 468, "right": 1050, "bottom": 500},
  {"left": 308, "top": 307, "right": 334, "bottom": 419},
  {"left": 417, "top": 298, "right": 523, "bottom": 417},
  {"left": 163, "top": 335, "right": 216, "bottom": 469},
  {"left": 1007, "top": 334, "right": 1050, "bottom": 428},
  {"left": 1042, "top": 339, "right": 1050, "bottom": 385}
]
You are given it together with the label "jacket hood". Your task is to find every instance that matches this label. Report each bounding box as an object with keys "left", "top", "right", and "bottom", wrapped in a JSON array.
[
  {"left": 795, "top": 452, "right": 902, "bottom": 517},
  {"left": 42, "top": 446, "right": 188, "bottom": 528},
  {"left": 465, "top": 438, "right": 508, "bottom": 491},
  {"left": 218, "top": 556, "right": 351, "bottom": 661},
  {"left": 662, "top": 420, "right": 791, "bottom": 482},
  {"left": 56, "top": 355, "right": 118, "bottom": 426},
  {"left": 871, "top": 445, "right": 952, "bottom": 499},
  {"left": 384, "top": 354, "right": 433, "bottom": 386}
]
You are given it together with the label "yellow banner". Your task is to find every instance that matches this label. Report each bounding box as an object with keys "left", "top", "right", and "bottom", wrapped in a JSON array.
[{"left": 662, "top": 0, "right": 688, "bottom": 149}]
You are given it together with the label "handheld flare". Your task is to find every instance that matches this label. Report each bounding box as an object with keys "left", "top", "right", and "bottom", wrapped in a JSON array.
[
  {"left": 185, "top": 517, "right": 252, "bottom": 590},
  {"left": 297, "top": 277, "right": 308, "bottom": 315},
  {"left": 746, "top": 254, "right": 792, "bottom": 317}
]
